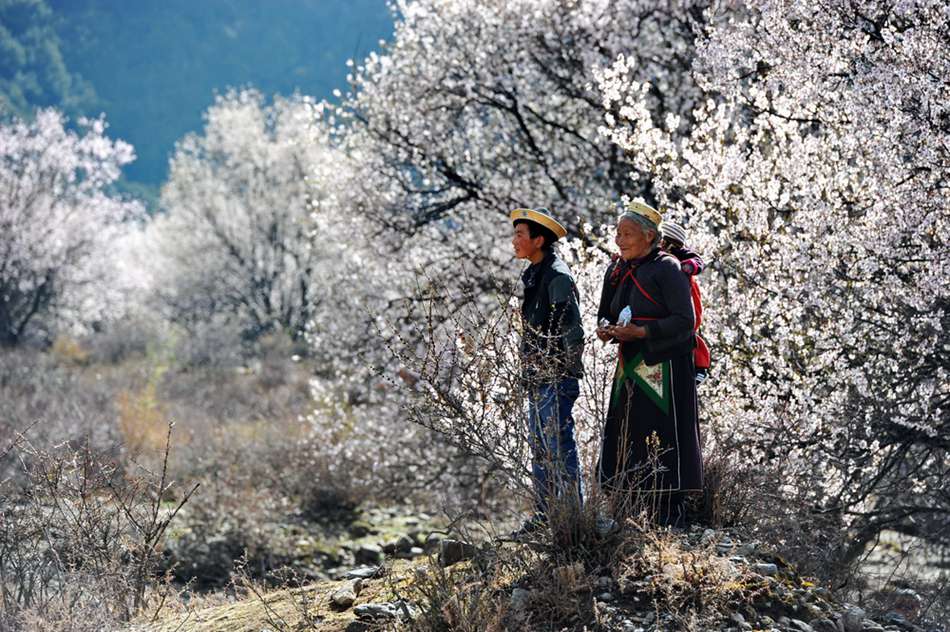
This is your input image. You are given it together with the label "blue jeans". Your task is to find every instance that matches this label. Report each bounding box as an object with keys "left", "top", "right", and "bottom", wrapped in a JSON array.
[{"left": 527, "top": 377, "right": 582, "bottom": 515}]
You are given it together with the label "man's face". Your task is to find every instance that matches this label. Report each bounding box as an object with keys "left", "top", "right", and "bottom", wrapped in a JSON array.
[{"left": 512, "top": 223, "right": 544, "bottom": 260}]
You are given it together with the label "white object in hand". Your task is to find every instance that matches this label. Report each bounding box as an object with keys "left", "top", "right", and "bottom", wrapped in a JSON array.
[
  {"left": 598, "top": 318, "right": 610, "bottom": 328},
  {"left": 618, "top": 306, "right": 632, "bottom": 326}
]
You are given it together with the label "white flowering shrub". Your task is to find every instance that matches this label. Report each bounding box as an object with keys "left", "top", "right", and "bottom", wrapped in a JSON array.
[
  {"left": 149, "top": 89, "right": 350, "bottom": 345},
  {"left": 598, "top": 0, "right": 950, "bottom": 554},
  {"left": 0, "top": 109, "right": 143, "bottom": 346},
  {"left": 340, "top": 0, "right": 712, "bottom": 264}
]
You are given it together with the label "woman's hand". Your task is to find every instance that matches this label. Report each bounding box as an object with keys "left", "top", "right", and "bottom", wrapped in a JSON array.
[
  {"left": 595, "top": 326, "right": 613, "bottom": 342},
  {"left": 608, "top": 323, "right": 648, "bottom": 341}
]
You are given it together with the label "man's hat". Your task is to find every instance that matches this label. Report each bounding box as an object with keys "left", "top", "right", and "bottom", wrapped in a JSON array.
[
  {"left": 622, "top": 200, "right": 662, "bottom": 229},
  {"left": 509, "top": 207, "right": 567, "bottom": 240},
  {"left": 660, "top": 221, "right": 688, "bottom": 245}
]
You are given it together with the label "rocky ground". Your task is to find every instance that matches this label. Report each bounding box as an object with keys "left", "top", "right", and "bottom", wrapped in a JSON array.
[
  {"left": 160, "top": 506, "right": 447, "bottom": 590},
  {"left": 137, "top": 511, "right": 943, "bottom": 632}
]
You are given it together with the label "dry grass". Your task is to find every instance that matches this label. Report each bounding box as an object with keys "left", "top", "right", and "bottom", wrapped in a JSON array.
[
  {"left": 136, "top": 560, "right": 421, "bottom": 632},
  {"left": 116, "top": 380, "right": 178, "bottom": 458},
  {"left": 615, "top": 524, "right": 768, "bottom": 630}
]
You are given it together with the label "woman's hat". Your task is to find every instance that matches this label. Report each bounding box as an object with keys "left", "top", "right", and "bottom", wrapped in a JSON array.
[
  {"left": 660, "top": 221, "right": 688, "bottom": 245},
  {"left": 622, "top": 200, "right": 662, "bottom": 228},
  {"left": 509, "top": 207, "right": 567, "bottom": 239}
]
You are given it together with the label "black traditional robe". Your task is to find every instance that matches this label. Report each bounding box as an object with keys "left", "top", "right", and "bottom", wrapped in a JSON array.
[{"left": 597, "top": 248, "right": 703, "bottom": 493}]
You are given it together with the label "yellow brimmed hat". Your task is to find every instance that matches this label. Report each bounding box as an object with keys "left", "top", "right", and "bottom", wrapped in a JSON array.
[
  {"left": 622, "top": 200, "right": 662, "bottom": 228},
  {"left": 509, "top": 207, "right": 567, "bottom": 240}
]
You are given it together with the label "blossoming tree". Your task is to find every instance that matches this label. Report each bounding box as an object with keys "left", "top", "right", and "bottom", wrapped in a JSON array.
[
  {"left": 341, "top": 0, "right": 710, "bottom": 263},
  {"left": 149, "top": 89, "right": 350, "bottom": 343},
  {"left": 0, "top": 109, "right": 143, "bottom": 346},
  {"left": 599, "top": 0, "right": 949, "bottom": 552}
]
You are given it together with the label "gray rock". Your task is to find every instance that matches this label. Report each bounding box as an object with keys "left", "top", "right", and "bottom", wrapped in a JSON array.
[
  {"left": 804, "top": 603, "right": 826, "bottom": 620},
  {"left": 438, "top": 539, "right": 477, "bottom": 567},
  {"left": 511, "top": 588, "right": 531, "bottom": 614},
  {"left": 843, "top": 607, "right": 867, "bottom": 632},
  {"left": 348, "top": 521, "right": 373, "bottom": 537},
  {"left": 345, "top": 565, "right": 381, "bottom": 580},
  {"left": 596, "top": 576, "right": 614, "bottom": 590},
  {"left": 595, "top": 514, "right": 619, "bottom": 537},
  {"left": 700, "top": 528, "right": 717, "bottom": 544},
  {"left": 790, "top": 619, "right": 815, "bottom": 632},
  {"left": 330, "top": 579, "right": 363, "bottom": 609},
  {"left": 354, "top": 602, "right": 398, "bottom": 620},
  {"left": 355, "top": 543, "right": 384, "bottom": 564},
  {"left": 394, "top": 534, "right": 414, "bottom": 553},
  {"left": 881, "top": 613, "right": 907, "bottom": 627},
  {"left": 734, "top": 542, "right": 757, "bottom": 556},
  {"left": 409, "top": 546, "right": 425, "bottom": 557},
  {"left": 752, "top": 562, "right": 778, "bottom": 576},
  {"left": 596, "top": 592, "right": 615, "bottom": 602},
  {"left": 811, "top": 618, "right": 838, "bottom": 632},
  {"left": 861, "top": 623, "right": 885, "bottom": 632},
  {"left": 730, "top": 612, "right": 746, "bottom": 625},
  {"left": 344, "top": 621, "right": 370, "bottom": 632},
  {"left": 892, "top": 588, "right": 922, "bottom": 618},
  {"left": 392, "top": 599, "right": 417, "bottom": 620}
]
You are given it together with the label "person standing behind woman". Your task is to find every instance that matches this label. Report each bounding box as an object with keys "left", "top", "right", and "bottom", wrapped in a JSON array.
[
  {"left": 596, "top": 201, "right": 703, "bottom": 527},
  {"left": 660, "top": 221, "right": 711, "bottom": 385}
]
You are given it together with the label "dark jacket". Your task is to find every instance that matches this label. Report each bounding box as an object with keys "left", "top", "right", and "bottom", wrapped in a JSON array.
[
  {"left": 521, "top": 251, "right": 584, "bottom": 380},
  {"left": 597, "top": 248, "right": 695, "bottom": 365}
]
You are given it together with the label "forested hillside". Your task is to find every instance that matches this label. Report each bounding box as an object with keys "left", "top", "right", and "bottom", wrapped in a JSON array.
[{"left": 1, "top": 0, "right": 391, "bottom": 187}]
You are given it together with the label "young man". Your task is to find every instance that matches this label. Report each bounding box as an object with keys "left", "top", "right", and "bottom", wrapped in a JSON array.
[{"left": 509, "top": 207, "right": 584, "bottom": 536}]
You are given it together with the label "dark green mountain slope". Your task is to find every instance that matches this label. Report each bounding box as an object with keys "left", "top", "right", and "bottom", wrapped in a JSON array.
[
  {"left": 0, "top": 0, "right": 95, "bottom": 115},
  {"left": 46, "top": 0, "right": 392, "bottom": 185}
]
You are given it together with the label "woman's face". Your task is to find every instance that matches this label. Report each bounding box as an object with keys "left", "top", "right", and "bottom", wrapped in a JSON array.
[{"left": 615, "top": 218, "right": 654, "bottom": 260}]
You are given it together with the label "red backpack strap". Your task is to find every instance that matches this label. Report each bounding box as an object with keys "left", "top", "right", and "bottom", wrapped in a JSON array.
[
  {"left": 623, "top": 269, "right": 661, "bottom": 307},
  {"left": 690, "top": 276, "right": 703, "bottom": 330}
]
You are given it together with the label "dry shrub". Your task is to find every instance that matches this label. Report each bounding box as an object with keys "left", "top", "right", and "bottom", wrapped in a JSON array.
[
  {"left": 697, "top": 445, "right": 763, "bottom": 528},
  {"left": 406, "top": 554, "right": 515, "bottom": 632},
  {"left": 691, "top": 442, "right": 858, "bottom": 586},
  {"left": 49, "top": 336, "right": 90, "bottom": 366},
  {"left": 0, "top": 425, "right": 195, "bottom": 631},
  {"left": 615, "top": 526, "right": 767, "bottom": 630},
  {"left": 0, "top": 350, "right": 122, "bottom": 485}
]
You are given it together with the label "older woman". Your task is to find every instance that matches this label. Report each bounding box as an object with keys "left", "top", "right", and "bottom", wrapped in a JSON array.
[{"left": 596, "top": 201, "right": 703, "bottom": 526}]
